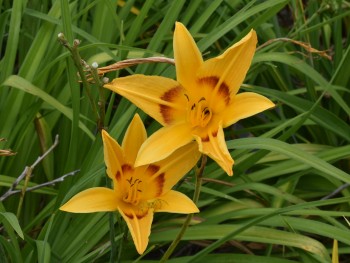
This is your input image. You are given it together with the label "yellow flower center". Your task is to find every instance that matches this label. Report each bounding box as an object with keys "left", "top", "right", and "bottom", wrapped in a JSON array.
[
  {"left": 186, "top": 96, "right": 212, "bottom": 128},
  {"left": 123, "top": 177, "right": 142, "bottom": 206}
]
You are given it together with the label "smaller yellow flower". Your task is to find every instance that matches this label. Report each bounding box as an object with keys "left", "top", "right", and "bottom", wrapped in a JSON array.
[{"left": 60, "top": 114, "right": 200, "bottom": 254}]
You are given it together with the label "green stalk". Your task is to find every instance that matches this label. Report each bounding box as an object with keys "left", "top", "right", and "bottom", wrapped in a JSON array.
[
  {"left": 70, "top": 41, "right": 99, "bottom": 122},
  {"left": 159, "top": 155, "right": 207, "bottom": 262},
  {"left": 16, "top": 167, "right": 32, "bottom": 218},
  {"left": 90, "top": 63, "right": 106, "bottom": 131},
  {"left": 57, "top": 34, "right": 99, "bottom": 123}
]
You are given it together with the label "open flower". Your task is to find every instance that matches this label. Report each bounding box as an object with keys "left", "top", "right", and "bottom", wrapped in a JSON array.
[
  {"left": 104, "top": 22, "right": 274, "bottom": 175},
  {"left": 60, "top": 114, "right": 200, "bottom": 254}
]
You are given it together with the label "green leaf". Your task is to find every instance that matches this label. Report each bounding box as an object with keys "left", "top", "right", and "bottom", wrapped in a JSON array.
[
  {"left": 151, "top": 224, "right": 330, "bottom": 262},
  {"left": 146, "top": 254, "right": 299, "bottom": 263},
  {"left": 332, "top": 43, "right": 350, "bottom": 86},
  {"left": 228, "top": 138, "right": 350, "bottom": 184},
  {"left": 2, "top": 75, "right": 94, "bottom": 140},
  {"left": 0, "top": 0, "right": 23, "bottom": 83},
  {"left": 248, "top": 85, "right": 350, "bottom": 142},
  {"left": 197, "top": 0, "right": 289, "bottom": 51},
  {"left": 254, "top": 52, "right": 350, "bottom": 118},
  {"left": 0, "top": 212, "right": 24, "bottom": 239},
  {"left": 35, "top": 240, "right": 51, "bottom": 263}
]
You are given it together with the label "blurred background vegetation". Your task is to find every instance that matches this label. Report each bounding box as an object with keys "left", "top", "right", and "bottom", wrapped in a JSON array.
[{"left": 0, "top": 0, "right": 349, "bottom": 262}]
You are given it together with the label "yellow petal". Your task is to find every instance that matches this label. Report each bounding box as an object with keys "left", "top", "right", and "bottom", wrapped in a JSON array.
[
  {"left": 119, "top": 205, "right": 154, "bottom": 254},
  {"left": 102, "top": 130, "right": 124, "bottom": 181},
  {"left": 174, "top": 22, "right": 203, "bottom": 90},
  {"left": 154, "top": 142, "right": 200, "bottom": 193},
  {"left": 104, "top": 75, "right": 187, "bottom": 126},
  {"left": 60, "top": 187, "right": 119, "bottom": 213},
  {"left": 154, "top": 190, "right": 199, "bottom": 214},
  {"left": 122, "top": 114, "right": 147, "bottom": 164},
  {"left": 197, "top": 30, "right": 257, "bottom": 97},
  {"left": 135, "top": 122, "right": 194, "bottom": 167},
  {"left": 140, "top": 142, "right": 200, "bottom": 200},
  {"left": 195, "top": 126, "right": 234, "bottom": 176},
  {"left": 222, "top": 92, "right": 275, "bottom": 127}
]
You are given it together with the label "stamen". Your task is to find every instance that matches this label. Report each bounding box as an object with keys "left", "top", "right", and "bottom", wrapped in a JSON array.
[
  {"left": 123, "top": 177, "right": 142, "bottom": 205},
  {"left": 187, "top": 97, "right": 212, "bottom": 128}
]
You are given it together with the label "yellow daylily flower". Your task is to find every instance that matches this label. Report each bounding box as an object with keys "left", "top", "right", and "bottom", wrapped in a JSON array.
[
  {"left": 104, "top": 22, "right": 275, "bottom": 176},
  {"left": 60, "top": 114, "right": 200, "bottom": 254}
]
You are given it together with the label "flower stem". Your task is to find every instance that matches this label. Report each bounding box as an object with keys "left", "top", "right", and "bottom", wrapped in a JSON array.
[
  {"left": 58, "top": 34, "right": 99, "bottom": 124},
  {"left": 193, "top": 155, "right": 207, "bottom": 204},
  {"left": 16, "top": 166, "right": 32, "bottom": 218},
  {"left": 90, "top": 64, "right": 106, "bottom": 131},
  {"left": 160, "top": 155, "right": 207, "bottom": 262}
]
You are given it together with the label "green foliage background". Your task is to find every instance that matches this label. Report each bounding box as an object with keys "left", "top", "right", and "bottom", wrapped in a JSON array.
[{"left": 0, "top": 0, "right": 349, "bottom": 262}]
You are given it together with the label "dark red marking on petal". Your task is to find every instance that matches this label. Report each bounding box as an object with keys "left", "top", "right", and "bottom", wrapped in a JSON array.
[
  {"left": 160, "top": 86, "right": 183, "bottom": 125},
  {"left": 200, "top": 131, "right": 217, "bottom": 143},
  {"left": 154, "top": 173, "right": 165, "bottom": 197},
  {"left": 122, "top": 164, "right": 133, "bottom": 173},
  {"left": 124, "top": 207, "right": 148, "bottom": 220},
  {"left": 201, "top": 136, "right": 210, "bottom": 142},
  {"left": 136, "top": 210, "right": 148, "bottom": 219},
  {"left": 146, "top": 164, "right": 160, "bottom": 175},
  {"left": 145, "top": 164, "right": 164, "bottom": 196},
  {"left": 115, "top": 171, "right": 121, "bottom": 181},
  {"left": 136, "top": 214, "right": 145, "bottom": 219},
  {"left": 198, "top": 76, "right": 230, "bottom": 105},
  {"left": 124, "top": 211, "right": 134, "bottom": 219}
]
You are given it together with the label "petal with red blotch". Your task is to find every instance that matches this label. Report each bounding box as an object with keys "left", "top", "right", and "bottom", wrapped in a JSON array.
[
  {"left": 119, "top": 204, "right": 154, "bottom": 255},
  {"left": 102, "top": 130, "right": 124, "bottom": 183},
  {"left": 104, "top": 75, "right": 187, "bottom": 126},
  {"left": 140, "top": 142, "right": 200, "bottom": 200},
  {"left": 197, "top": 30, "right": 257, "bottom": 97}
]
